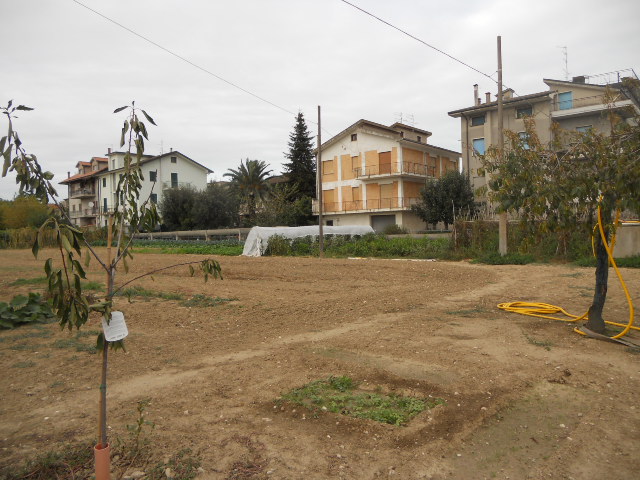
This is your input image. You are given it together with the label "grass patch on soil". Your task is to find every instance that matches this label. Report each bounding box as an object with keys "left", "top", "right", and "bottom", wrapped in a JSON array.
[
  {"left": 524, "top": 334, "right": 553, "bottom": 350},
  {"left": 10, "top": 277, "right": 104, "bottom": 290},
  {"left": 574, "top": 254, "right": 640, "bottom": 268},
  {"left": 120, "top": 238, "right": 243, "bottom": 256},
  {"left": 181, "top": 294, "right": 237, "bottom": 308},
  {"left": 471, "top": 252, "right": 536, "bottom": 265},
  {"left": 52, "top": 331, "right": 100, "bottom": 354},
  {"left": 116, "top": 285, "right": 184, "bottom": 301},
  {"left": 280, "top": 375, "right": 444, "bottom": 426}
]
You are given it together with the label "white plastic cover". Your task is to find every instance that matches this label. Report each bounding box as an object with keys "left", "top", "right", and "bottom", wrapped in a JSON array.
[{"left": 242, "top": 225, "right": 375, "bottom": 257}]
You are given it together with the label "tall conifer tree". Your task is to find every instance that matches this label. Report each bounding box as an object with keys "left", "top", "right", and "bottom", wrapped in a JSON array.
[{"left": 283, "top": 112, "right": 316, "bottom": 199}]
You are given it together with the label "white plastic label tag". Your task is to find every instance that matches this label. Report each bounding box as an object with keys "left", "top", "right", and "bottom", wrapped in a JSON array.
[{"left": 102, "top": 311, "right": 128, "bottom": 341}]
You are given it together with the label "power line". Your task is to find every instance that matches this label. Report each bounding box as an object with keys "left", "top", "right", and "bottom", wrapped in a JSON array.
[
  {"left": 71, "top": 0, "right": 304, "bottom": 120},
  {"left": 340, "top": 0, "right": 497, "bottom": 83}
]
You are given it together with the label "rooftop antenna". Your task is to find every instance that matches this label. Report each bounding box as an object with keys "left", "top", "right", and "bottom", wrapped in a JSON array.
[
  {"left": 160, "top": 139, "right": 164, "bottom": 155},
  {"left": 557, "top": 46, "right": 569, "bottom": 80},
  {"left": 395, "top": 112, "right": 416, "bottom": 127}
]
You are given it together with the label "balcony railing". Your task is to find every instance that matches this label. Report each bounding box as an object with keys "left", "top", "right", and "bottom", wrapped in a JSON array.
[
  {"left": 354, "top": 161, "right": 435, "bottom": 179},
  {"left": 69, "top": 187, "right": 96, "bottom": 198},
  {"left": 69, "top": 207, "right": 99, "bottom": 218},
  {"left": 312, "top": 197, "right": 420, "bottom": 214}
]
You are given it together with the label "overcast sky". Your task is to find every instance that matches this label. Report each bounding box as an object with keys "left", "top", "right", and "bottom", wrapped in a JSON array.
[{"left": 1, "top": 0, "right": 638, "bottom": 200}]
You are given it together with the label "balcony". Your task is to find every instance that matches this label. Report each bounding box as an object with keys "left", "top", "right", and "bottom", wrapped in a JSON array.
[
  {"left": 354, "top": 162, "right": 435, "bottom": 180},
  {"left": 70, "top": 187, "right": 96, "bottom": 198},
  {"left": 312, "top": 197, "right": 420, "bottom": 214},
  {"left": 69, "top": 207, "right": 99, "bottom": 219}
]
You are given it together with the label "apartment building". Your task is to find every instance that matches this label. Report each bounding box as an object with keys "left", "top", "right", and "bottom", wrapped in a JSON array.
[
  {"left": 313, "top": 119, "right": 460, "bottom": 233},
  {"left": 448, "top": 68, "right": 640, "bottom": 198},
  {"left": 61, "top": 149, "right": 212, "bottom": 228},
  {"left": 59, "top": 157, "right": 108, "bottom": 227}
]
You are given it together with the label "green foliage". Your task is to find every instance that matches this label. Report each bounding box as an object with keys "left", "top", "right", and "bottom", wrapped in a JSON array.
[
  {"left": 0, "top": 293, "right": 55, "bottom": 329},
  {"left": 191, "top": 182, "right": 240, "bottom": 229},
  {"left": 280, "top": 376, "right": 443, "bottom": 426},
  {"left": 0, "top": 226, "right": 106, "bottom": 249},
  {"left": 132, "top": 240, "right": 243, "bottom": 256},
  {"left": 0, "top": 195, "right": 50, "bottom": 229},
  {"left": 382, "top": 224, "right": 408, "bottom": 235},
  {"left": 148, "top": 449, "right": 201, "bottom": 480},
  {"left": 254, "top": 183, "right": 313, "bottom": 227},
  {"left": 264, "top": 233, "right": 453, "bottom": 259},
  {"left": 412, "top": 170, "right": 476, "bottom": 229},
  {"left": 574, "top": 254, "right": 640, "bottom": 268},
  {"left": 160, "top": 185, "right": 198, "bottom": 231},
  {"left": 471, "top": 251, "right": 536, "bottom": 265},
  {"left": 224, "top": 158, "right": 272, "bottom": 223},
  {"left": 283, "top": 112, "right": 316, "bottom": 199}
]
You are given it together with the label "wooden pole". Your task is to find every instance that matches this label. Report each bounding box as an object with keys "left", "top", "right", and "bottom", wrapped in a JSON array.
[
  {"left": 317, "top": 105, "right": 324, "bottom": 258},
  {"left": 497, "top": 36, "right": 508, "bottom": 256}
]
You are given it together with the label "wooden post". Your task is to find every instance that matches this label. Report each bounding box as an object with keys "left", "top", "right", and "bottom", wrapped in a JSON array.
[
  {"left": 317, "top": 105, "right": 324, "bottom": 258},
  {"left": 497, "top": 36, "right": 508, "bottom": 256}
]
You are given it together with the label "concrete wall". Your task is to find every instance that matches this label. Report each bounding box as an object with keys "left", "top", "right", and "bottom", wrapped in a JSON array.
[{"left": 614, "top": 223, "right": 640, "bottom": 258}]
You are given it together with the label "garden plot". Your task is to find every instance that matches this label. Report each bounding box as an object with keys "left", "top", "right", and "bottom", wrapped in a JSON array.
[{"left": 1, "top": 249, "right": 639, "bottom": 479}]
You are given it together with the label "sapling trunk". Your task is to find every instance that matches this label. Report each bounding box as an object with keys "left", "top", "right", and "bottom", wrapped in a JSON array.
[{"left": 585, "top": 207, "right": 611, "bottom": 334}]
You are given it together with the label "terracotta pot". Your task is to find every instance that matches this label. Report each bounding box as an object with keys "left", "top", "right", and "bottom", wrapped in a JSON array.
[{"left": 94, "top": 442, "right": 111, "bottom": 480}]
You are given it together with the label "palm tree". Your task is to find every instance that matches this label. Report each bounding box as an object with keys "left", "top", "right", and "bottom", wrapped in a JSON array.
[{"left": 224, "top": 159, "right": 272, "bottom": 223}]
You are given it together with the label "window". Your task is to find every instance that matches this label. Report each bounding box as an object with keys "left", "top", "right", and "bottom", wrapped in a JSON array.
[
  {"left": 516, "top": 106, "right": 533, "bottom": 118},
  {"left": 518, "top": 132, "right": 530, "bottom": 150},
  {"left": 558, "top": 91, "right": 573, "bottom": 110},
  {"left": 472, "top": 138, "right": 485, "bottom": 155},
  {"left": 103, "top": 198, "right": 108, "bottom": 212},
  {"left": 417, "top": 135, "right": 422, "bottom": 143},
  {"left": 322, "top": 159, "right": 334, "bottom": 174},
  {"left": 150, "top": 193, "right": 158, "bottom": 204},
  {"left": 326, "top": 220, "right": 334, "bottom": 226},
  {"left": 171, "top": 156, "right": 177, "bottom": 163},
  {"left": 471, "top": 115, "right": 485, "bottom": 126},
  {"left": 171, "top": 172, "right": 178, "bottom": 188},
  {"left": 576, "top": 125, "right": 592, "bottom": 133},
  {"left": 149, "top": 170, "right": 157, "bottom": 182},
  {"left": 350, "top": 134, "right": 357, "bottom": 141},
  {"left": 102, "top": 178, "right": 106, "bottom": 187},
  {"left": 72, "top": 204, "right": 76, "bottom": 212},
  {"left": 400, "top": 131, "right": 404, "bottom": 138}
]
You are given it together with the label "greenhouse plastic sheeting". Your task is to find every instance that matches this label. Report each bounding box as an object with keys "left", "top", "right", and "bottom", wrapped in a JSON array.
[{"left": 242, "top": 225, "right": 374, "bottom": 257}]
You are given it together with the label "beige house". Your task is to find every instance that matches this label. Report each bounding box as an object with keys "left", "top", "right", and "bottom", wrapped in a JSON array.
[
  {"left": 313, "top": 120, "right": 460, "bottom": 232},
  {"left": 448, "top": 69, "right": 640, "bottom": 199},
  {"left": 60, "top": 157, "right": 108, "bottom": 227}
]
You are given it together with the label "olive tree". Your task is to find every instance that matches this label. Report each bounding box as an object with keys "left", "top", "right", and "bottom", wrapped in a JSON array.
[
  {"left": 481, "top": 91, "right": 640, "bottom": 334},
  {"left": 1, "top": 100, "right": 221, "bottom": 473}
]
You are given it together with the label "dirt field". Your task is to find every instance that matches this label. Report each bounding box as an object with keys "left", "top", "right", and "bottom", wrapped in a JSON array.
[{"left": 1, "top": 248, "right": 639, "bottom": 479}]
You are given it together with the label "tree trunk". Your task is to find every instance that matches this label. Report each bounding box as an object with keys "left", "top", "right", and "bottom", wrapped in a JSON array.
[{"left": 585, "top": 208, "right": 611, "bottom": 334}]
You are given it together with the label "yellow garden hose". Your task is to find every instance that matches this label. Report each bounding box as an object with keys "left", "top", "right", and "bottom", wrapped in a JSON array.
[{"left": 498, "top": 206, "right": 637, "bottom": 342}]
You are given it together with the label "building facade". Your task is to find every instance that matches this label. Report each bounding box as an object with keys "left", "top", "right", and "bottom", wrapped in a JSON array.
[
  {"left": 61, "top": 150, "right": 212, "bottom": 228},
  {"left": 59, "top": 157, "right": 108, "bottom": 227},
  {"left": 448, "top": 69, "right": 640, "bottom": 199},
  {"left": 313, "top": 120, "right": 460, "bottom": 233}
]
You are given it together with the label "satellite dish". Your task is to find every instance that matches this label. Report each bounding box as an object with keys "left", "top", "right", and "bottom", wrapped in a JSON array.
[{"left": 88, "top": 202, "right": 94, "bottom": 208}]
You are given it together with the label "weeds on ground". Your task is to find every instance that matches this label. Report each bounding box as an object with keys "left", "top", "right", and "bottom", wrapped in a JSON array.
[
  {"left": 445, "top": 306, "right": 488, "bottom": 317},
  {"left": 574, "top": 254, "right": 640, "bottom": 268},
  {"left": 181, "top": 294, "right": 237, "bottom": 308},
  {"left": 52, "top": 330, "right": 101, "bottom": 354},
  {"left": 280, "top": 375, "right": 445, "bottom": 426},
  {"left": 0, "top": 293, "right": 55, "bottom": 329},
  {"left": 524, "top": 334, "right": 553, "bottom": 350},
  {"left": 116, "top": 285, "right": 184, "bottom": 301},
  {"left": 10, "top": 277, "right": 104, "bottom": 290},
  {"left": 471, "top": 252, "right": 536, "bottom": 265}
]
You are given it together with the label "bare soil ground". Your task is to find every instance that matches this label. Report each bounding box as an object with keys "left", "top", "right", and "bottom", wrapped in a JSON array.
[{"left": 1, "top": 249, "right": 639, "bottom": 480}]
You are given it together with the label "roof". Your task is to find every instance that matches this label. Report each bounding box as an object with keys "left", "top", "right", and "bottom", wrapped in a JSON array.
[
  {"left": 104, "top": 150, "right": 213, "bottom": 174},
  {"left": 389, "top": 122, "right": 432, "bottom": 137},
  {"left": 59, "top": 166, "right": 108, "bottom": 184},
  {"left": 448, "top": 91, "right": 550, "bottom": 117}
]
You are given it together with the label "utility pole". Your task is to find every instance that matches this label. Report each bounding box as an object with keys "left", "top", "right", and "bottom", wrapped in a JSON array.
[
  {"left": 317, "top": 105, "right": 324, "bottom": 258},
  {"left": 497, "top": 35, "right": 508, "bottom": 256}
]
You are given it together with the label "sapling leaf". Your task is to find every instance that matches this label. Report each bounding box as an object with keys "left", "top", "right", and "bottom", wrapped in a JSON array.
[
  {"left": 141, "top": 110, "right": 156, "bottom": 126},
  {"left": 113, "top": 106, "right": 128, "bottom": 113}
]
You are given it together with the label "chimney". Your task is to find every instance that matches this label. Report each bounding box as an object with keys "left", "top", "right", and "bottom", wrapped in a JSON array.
[
  {"left": 572, "top": 75, "right": 586, "bottom": 84},
  {"left": 485, "top": 92, "right": 491, "bottom": 103},
  {"left": 67, "top": 171, "right": 70, "bottom": 178},
  {"left": 170, "top": 147, "right": 173, "bottom": 152},
  {"left": 473, "top": 84, "right": 479, "bottom": 106},
  {"left": 107, "top": 147, "right": 111, "bottom": 154}
]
